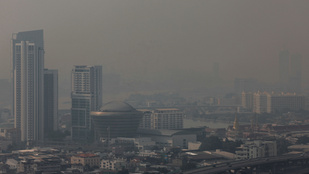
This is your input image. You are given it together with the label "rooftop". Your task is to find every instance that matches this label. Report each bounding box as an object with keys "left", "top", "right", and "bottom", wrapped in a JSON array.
[
  {"left": 100, "top": 101, "right": 136, "bottom": 112},
  {"left": 74, "top": 153, "right": 98, "bottom": 158}
]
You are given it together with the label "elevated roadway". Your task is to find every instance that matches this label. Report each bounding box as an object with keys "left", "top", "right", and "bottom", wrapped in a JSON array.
[{"left": 184, "top": 153, "right": 309, "bottom": 174}]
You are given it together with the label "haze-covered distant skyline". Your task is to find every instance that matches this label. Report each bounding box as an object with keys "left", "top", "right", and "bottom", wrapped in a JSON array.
[{"left": 1, "top": 0, "right": 309, "bottom": 99}]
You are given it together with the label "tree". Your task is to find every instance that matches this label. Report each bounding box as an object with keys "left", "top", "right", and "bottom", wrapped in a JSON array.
[
  {"left": 296, "top": 136, "right": 309, "bottom": 144},
  {"left": 277, "top": 138, "right": 291, "bottom": 155},
  {"left": 222, "top": 139, "right": 243, "bottom": 153},
  {"left": 199, "top": 136, "right": 222, "bottom": 151}
]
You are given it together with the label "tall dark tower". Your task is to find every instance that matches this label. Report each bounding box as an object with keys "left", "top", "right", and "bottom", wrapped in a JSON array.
[
  {"left": 289, "top": 53, "right": 302, "bottom": 93},
  {"left": 44, "top": 69, "right": 58, "bottom": 137},
  {"left": 279, "top": 50, "right": 289, "bottom": 91}
]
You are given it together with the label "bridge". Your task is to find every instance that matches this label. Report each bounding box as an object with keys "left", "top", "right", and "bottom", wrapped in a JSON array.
[{"left": 184, "top": 153, "right": 309, "bottom": 174}]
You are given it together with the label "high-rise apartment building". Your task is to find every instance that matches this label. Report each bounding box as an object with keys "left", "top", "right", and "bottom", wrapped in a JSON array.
[
  {"left": 12, "top": 30, "right": 45, "bottom": 143},
  {"left": 151, "top": 108, "right": 183, "bottom": 129},
  {"left": 241, "top": 92, "right": 253, "bottom": 111},
  {"left": 71, "top": 65, "right": 102, "bottom": 141},
  {"left": 253, "top": 92, "right": 268, "bottom": 114},
  {"left": 44, "top": 69, "right": 58, "bottom": 136}
]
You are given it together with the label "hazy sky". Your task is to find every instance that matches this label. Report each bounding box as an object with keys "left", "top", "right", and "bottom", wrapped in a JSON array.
[{"left": 1, "top": 0, "right": 309, "bottom": 92}]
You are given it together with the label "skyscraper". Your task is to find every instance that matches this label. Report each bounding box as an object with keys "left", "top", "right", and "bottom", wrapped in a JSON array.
[
  {"left": 278, "top": 50, "right": 290, "bottom": 91},
  {"left": 12, "top": 30, "right": 45, "bottom": 143},
  {"left": 279, "top": 50, "right": 290, "bottom": 83},
  {"left": 278, "top": 50, "right": 302, "bottom": 93},
  {"left": 71, "top": 65, "right": 102, "bottom": 141},
  {"left": 44, "top": 69, "right": 58, "bottom": 136},
  {"left": 289, "top": 53, "right": 302, "bottom": 93}
]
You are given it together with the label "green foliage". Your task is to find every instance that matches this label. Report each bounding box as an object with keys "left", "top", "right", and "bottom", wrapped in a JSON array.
[
  {"left": 181, "top": 162, "right": 197, "bottom": 171},
  {"left": 199, "top": 136, "right": 242, "bottom": 153},
  {"left": 222, "top": 139, "right": 243, "bottom": 153},
  {"left": 199, "top": 136, "right": 222, "bottom": 151},
  {"left": 276, "top": 138, "right": 291, "bottom": 155},
  {"left": 296, "top": 136, "right": 309, "bottom": 144}
]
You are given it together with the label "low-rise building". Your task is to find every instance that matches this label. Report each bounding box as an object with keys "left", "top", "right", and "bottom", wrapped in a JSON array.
[
  {"left": 138, "top": 129, "right": 197, "bottom": 149},
  {"left": 235, "top": 140, "right": 277, "bottom": 160},
  {"left": 101, "top": 158, "right": 127, "bottom": 171},
  {"left": 17, "top": 157, "right": 61, "bottom": 174},
  {"left": 71, "top": 153, "right": 100, "bottom": 167}
]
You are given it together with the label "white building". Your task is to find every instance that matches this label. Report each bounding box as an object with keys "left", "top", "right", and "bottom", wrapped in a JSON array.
[
  {"left": 71, "top": 65, "right": 102, "bottom": 141},
  {"left": 101, "top": 159, "right": 127, "bottom": 171},
  {"left": 139, "top": 129, "right": 197, "bottom": 149},
  {"left": 253, "top": 92, "right": 268, "bottom": 114},
  {"left": 236, "top": 140, "right": 277, "bottom": 160},
  {"left": 12, "top": 30, "right": 45, "bottom": 142},
  {"left": 151, "top": 108, "right": 183, "bottom": 129}
]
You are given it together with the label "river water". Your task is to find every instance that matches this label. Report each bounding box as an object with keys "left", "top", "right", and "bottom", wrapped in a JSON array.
[{"left": 183, "top": 118, "right": 232, "bottom": 129}]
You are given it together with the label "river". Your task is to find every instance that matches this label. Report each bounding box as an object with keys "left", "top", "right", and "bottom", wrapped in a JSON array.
[{"left": 183, "top": 118, "right": 232, "bottom": 129}]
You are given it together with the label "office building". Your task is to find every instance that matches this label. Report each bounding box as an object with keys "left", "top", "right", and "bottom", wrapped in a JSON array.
[
  {"left": 12, "top": 30, "right": 44, "bottom": 142},
  {"left": 71, "top": 65, "right": 102, "bottom": 141},
  {"left": 44, "top": 69, "right": 58, "bottom": 136}
]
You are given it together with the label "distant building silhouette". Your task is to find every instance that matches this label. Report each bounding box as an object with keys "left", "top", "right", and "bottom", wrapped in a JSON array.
[
  {"left": 44, "top": 69, "right": 58, "bottom": 136},
  {"left": 279, "top": 49, "right": 290, "bottom": 90},
  {"left": 12, "top": 30, "right": 45, "bottom": 143},
  {"left": 0, "top": 79, "right": 11, "bottom": 106},
  {"left": 278, "top": 50, "right": 302, "bottom": 93},
  {"left": 289, "top": 53, "right": 302, "bottom": 93},
  {"left": 234, "top": 78, "right": 257, "bottom": 94},
  {"left": 71, "top": 65, "right": 102, "bottom": 141}
]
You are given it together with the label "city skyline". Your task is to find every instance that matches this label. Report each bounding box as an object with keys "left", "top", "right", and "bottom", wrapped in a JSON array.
[{"left": 1, "top": 1, "right": 309, "bottom": 102}]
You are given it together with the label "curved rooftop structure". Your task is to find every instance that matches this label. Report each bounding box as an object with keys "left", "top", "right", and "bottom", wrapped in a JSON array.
[
  {"left": 99, "top": 101, "right": 135, "bottom": 112},
  {"left": 91, "top": 101, "right": 143, "bottom": 139}
]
